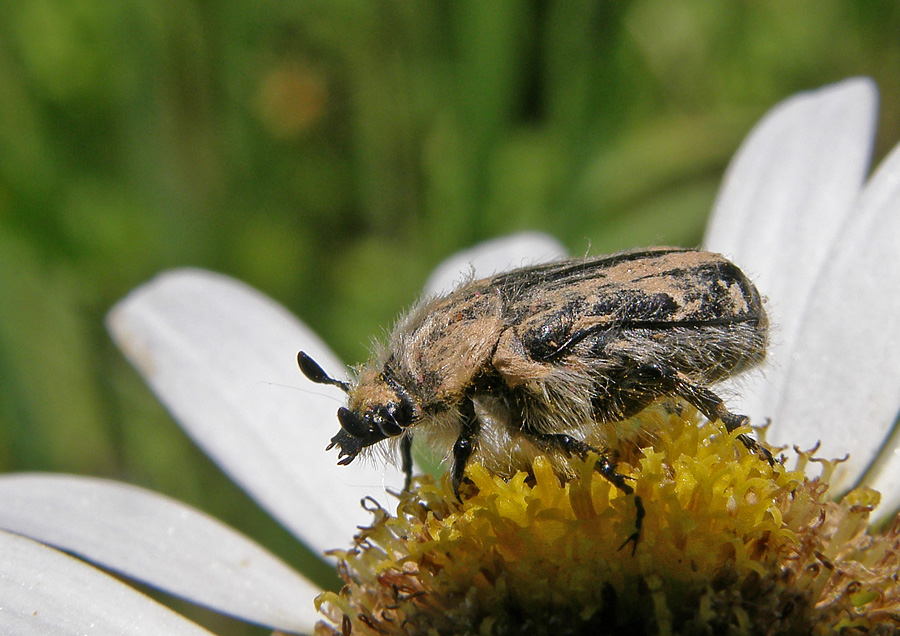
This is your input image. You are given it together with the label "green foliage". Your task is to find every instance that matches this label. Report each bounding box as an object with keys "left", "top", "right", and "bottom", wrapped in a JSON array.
[{"left": 1, "top": 1, "right": 899, "bottom": 633}]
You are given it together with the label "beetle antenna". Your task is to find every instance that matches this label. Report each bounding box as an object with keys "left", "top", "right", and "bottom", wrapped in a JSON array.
[{"left": 297, "top": 351, "right": 351, "bottom": 393}]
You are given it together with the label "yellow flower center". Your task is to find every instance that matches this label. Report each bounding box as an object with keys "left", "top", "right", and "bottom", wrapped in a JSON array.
[{"left": 315, "top": 405, "right": 900, "bottom": 635}]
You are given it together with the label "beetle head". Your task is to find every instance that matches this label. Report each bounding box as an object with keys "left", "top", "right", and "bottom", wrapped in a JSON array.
[{"left": 297, "top": 351, "right": 416, "bottom": 465}]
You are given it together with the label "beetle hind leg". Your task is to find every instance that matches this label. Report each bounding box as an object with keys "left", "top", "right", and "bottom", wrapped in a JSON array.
[
  {"left": 602, "top": 362, "right": 774, "bottom": 465},
  {"left": 668, "top": 369, "right": 774, "bottom": 465}
]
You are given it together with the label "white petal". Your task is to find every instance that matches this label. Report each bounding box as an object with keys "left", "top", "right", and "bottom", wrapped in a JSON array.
[
  {"left": 107, "top": 269, "right": 405, "bottom": 556},
  {"left": 0, "top": 474, "right": 320, "bottom": 633},
  {"left": 423, "top": 232, "right": 568, "bottom": 297},
  {"left": 703, "top": 78, "right": 877, "bottom": 428},
  {"left": 0, "top": 529, "right": 215, "bottom": 636},
  {"left": 777, "top": 136, "right": 900, "bottom": 497}
]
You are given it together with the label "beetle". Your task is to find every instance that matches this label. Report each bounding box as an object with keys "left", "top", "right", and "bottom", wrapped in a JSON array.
[{"left": 299, "top": 247, "right": 770, "bottom": 549}]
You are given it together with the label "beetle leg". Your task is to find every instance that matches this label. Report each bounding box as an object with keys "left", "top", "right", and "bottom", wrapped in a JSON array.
[
  {"left": 592, "top": 361, "right": 676, "bottom": 424},
  {"left": 399, "top": 433, "right": 413, "bottom": 491},
  {"left": 525, "top": 431, "right": 644, "bottom": 555},
  {"left": 667, "top": 368, "right": 775, "bottom": 465},
  {"left": 450, "top": 397, "right": 480, "bottom": 499}
]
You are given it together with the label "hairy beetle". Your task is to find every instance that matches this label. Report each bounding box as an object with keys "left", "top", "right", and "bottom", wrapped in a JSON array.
[{"left": 300, "top": 247, "right": 770, "bottom": 549}]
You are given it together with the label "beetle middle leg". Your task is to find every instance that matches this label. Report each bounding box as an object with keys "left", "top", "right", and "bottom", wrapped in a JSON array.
[{"left": 525, "top": 431, "right": 644, "bottom": 554}]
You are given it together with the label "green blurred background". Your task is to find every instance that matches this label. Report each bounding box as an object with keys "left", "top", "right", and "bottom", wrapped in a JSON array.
[{"left": 2, "top": 1, "right": 900, "bottom": 633}]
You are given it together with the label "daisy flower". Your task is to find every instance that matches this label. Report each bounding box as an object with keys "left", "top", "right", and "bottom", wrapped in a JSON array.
[{"left": 1, "top": 77, "right": 899, "bottom": 634}]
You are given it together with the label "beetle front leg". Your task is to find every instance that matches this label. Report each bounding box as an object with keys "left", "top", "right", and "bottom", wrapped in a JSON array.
[
  {"left": 399, "top": 433, "right": 413, "bottom": 491},
  {"left": 450, "top": 397, "right": 480, "bottom": 499}
]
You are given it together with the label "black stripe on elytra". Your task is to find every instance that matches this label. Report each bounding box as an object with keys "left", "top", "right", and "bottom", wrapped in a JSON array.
[
  {"left": 528, "top": 315, "right": 762, "bottom": 362},
  {"left": 491, "top": 248, "right": 691, "bottom": 306}
]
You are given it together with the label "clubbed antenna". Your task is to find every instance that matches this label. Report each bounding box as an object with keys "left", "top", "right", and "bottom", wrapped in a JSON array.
[{"left": 297, "top": 351, "right": 350, "bottom": 393}]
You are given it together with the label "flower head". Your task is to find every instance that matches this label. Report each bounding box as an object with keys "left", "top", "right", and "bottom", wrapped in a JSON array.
[{"left": 315, "top": 406, "right": 900, "bottom": 635}]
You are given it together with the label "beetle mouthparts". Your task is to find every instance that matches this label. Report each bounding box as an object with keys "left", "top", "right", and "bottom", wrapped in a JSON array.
[
  {"left": 327, "top": 428, "right": 388, "bottom": 464},
  {"left": 327, "top": 409, "right": 391, "bottom": 464}
]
